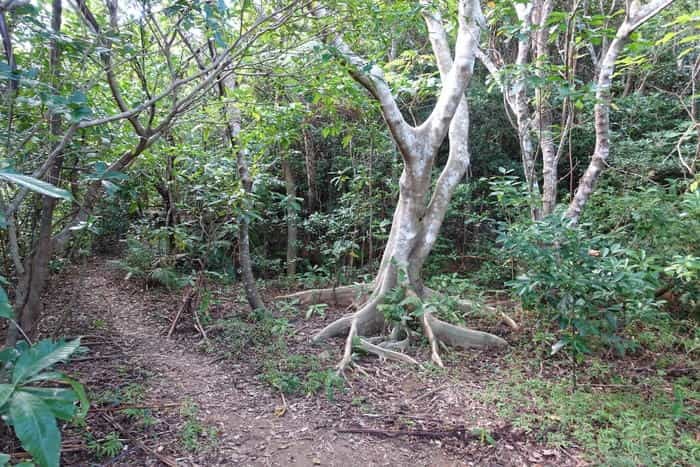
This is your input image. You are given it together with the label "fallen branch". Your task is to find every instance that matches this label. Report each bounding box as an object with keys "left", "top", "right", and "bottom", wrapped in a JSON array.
[{"left": 337, "top": 425, "right": 499, "bottom": 443}]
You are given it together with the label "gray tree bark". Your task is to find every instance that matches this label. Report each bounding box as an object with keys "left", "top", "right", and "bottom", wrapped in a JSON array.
[{"left": 303, "top": 0, "right": 507, "bottom": 371}]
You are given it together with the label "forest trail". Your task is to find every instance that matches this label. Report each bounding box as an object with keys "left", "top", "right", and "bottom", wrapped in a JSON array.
[
  {"left": 47, "top": 258, "right": 579, "bottom": 466},
  {"left": 50, "top": 259, "right": 478, "bottom": 467}
]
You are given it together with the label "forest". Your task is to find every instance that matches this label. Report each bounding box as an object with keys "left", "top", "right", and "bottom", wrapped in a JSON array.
[{"left": 0, "top": 0, "right": 698, "bottom": 465}]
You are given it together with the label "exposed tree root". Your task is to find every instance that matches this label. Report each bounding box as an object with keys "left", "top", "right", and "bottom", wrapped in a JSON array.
[
  {"left": 425, "top": 314, "right": 508, "bottom": 349},
  {"left": 309, "top": 288, "right": 507, "bottom": 372},
  {"left": 423, "top": 287, "right": 520, "bottom": 331},
  {"left": 278, "top": 283, "right": 371, "bottom": 307},
  {"left": 312, "top": 297, "right": 384, "bottom": 342},
  {"left": 422, "top": 312, "right": 444, "bottom": 368},
  {"left": 357, "top": 338, "right": 419, "bottom": 366}
]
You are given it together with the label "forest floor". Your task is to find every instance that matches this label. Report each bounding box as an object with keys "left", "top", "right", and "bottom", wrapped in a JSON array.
[{"left": 5, "top": 256, "right": 698, "bottom": 466}]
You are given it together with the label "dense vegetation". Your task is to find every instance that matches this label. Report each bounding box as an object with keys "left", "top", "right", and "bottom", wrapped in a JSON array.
[{"left": 0, "top": 0, "right": 698, "bottom": 465}]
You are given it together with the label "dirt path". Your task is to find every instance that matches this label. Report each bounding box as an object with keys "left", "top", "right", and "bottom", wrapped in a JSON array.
[{"left": 44, "top": 258, "right": 573, "bottom": 466}]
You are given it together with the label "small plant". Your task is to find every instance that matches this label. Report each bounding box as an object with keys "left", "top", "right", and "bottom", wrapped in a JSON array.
[
  {"left": 305, "top": 303, "right": 328, "bottom": 320},
  {"left": 304, "top": 370, "right": 344, "bottom": 401},
  {"left": 86, "top": 431, "right": 124, "bottom": 459},
  {"left": 261, "top": 355, "right": 345, "bottom": 400},
  {"left": 123, "top": 407, "right": 158, "bottom": 427},
  {"left": 92, "top": 318, "right": 107, "bottom": 330},
  {"left": 179, "top": 401, "right": 219, "bottom": 453},
  {"left": 0, "top": 338, "right": 89, "bottom": 467},
  {"left": 276, "top": 299, "right": 299, "bottom": 317}
]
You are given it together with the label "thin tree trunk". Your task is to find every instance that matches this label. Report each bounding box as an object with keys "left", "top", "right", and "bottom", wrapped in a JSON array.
[
  {"left": 235, "top": 137, "right": 265, "bottom": 310},
  {"left": 6, "top": 0, "right": 63, "bottom": 346},
  {"left": 534, "top": 0, "right": 557, "bottom": 218},
  {"left": 209, "top": 46, "right": 265, "bottom": 310},
  {"left": 282, "top": 158, "right": 297, "bottom": 276},
  {"left": 302, "top": 128, "right": 318, "bottom": 210},
  {"left": 566, "top": 0, "right": 675, "bottom": 223}
]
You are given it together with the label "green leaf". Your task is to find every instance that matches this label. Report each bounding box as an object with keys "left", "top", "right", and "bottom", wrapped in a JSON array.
[
  {"left": 24, "top": 373, "right": 89, "bottom": 419},
  {"left": 0, "top": 347, "right": 20, "bottom": 365},
  {"left": 0, "top": 287, "right": 13, "bottom": 319},
  {"left": 0, "top": 383, "right": 15, "bottom": 409},
  {"left": 0, "top": 453, "right": 9, "bottom": 467},
  {"left": 0, "top": 171, "right": 73, "bottom": 201},
  {"left": 17, "top": 388, "right": 77, "bottom": 421},
  {"left": 7, "top": 391, "right": 61, "bottom": 467},
  {"left": 12, "top": 339, "right": 81, "bottom": 384}
]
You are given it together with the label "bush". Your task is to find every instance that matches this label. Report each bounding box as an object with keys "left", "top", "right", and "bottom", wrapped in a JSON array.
[{"left": 502, "top": 213, "right": 662, "bottom": 360}]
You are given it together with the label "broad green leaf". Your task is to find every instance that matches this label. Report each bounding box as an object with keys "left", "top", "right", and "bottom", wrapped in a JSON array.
[
  {"left": 0, "top": 347, "right": 20, "bottom": 365},
  {"left": 0, "top": 383, "right": 14, "bottom": 409},
  {"left": 0, "top": 171, "right": 73, "bottom": 201},
  {"left": 7, "top": 391, "right": 61, "bottom": 467},
  {"left": 12, "top": 339, "right": 81, "bottom": 384},
  {"left": 24, "top": 373, "right": 90, "bottom": 419},
  {"left": 0, "top": 287, "right": 13, "bottom": 319},
  {"left": 17, "top": 388, "right": 77, "bottom": 421}
]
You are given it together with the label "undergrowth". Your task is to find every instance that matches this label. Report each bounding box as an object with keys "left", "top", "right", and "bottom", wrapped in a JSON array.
[{"left": 481, "top": 360, "right": 700, "bottom": 465}]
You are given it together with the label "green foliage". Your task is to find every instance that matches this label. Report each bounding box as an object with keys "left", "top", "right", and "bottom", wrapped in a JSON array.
[
  {"left": 111, "top": 237, "right": 188, "bottom": 290},
  {"left": 584, "top": 184, "right": 700, "bottom": 317},
  {"left": 0, "top": 170, "right": 73, "bottom": 202},
  {"left": 0, "top": 339, "right": 88, "bottom": 467},
  {"left": 205, "top": 309, "right": 290, "bottom": 359},
  {"left": 86, "top": 432, "right": 123, "bottom": 459},
  {"left": 261, "top": 354, "right": 344, "bottom": 400},
  {"left": 179, "top": 402, "right": 219, "bottom": 454},
  {"left": 503, "top": 214, "right": 662, "bottom": 360}
]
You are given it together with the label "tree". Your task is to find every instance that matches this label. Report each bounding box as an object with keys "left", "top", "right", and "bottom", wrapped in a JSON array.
[
  {"left": 286, "top": 0, "right": 507, "bottom": 372},
  {"left": 478, "top": 0, "right": 676, "bottom": 221},
  {"left": 3, "top": 0, "right": 301, "bottom": 345}
]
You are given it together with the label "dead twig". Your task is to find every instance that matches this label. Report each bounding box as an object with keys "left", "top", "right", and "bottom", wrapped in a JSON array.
[{"left": 91, "top": 402, "right": 181, "bottom": 413}]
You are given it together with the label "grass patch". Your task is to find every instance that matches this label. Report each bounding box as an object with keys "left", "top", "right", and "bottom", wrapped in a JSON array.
[
  {"left": 261, "top": 353, "right": 344, "bottom": 400},
  {"left": 481, "top": 367, "right": 700, "bottom": 465},
  {"left": 203, "top": 309, "right": 291, "bottom": 358}
]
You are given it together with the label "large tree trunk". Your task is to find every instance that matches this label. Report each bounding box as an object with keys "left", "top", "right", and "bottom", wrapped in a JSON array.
[{"left": 290, "top": 0, "right": 507, "bottom": 372}]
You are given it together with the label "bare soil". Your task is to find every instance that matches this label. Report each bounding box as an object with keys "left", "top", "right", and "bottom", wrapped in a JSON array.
[{"left": 7, "top": 257, "right": 589, "bottom": 466}]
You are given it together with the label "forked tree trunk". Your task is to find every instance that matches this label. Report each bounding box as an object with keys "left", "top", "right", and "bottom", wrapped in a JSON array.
[{"left": 291, "top": 0, "right": 508, "bottom": 371}]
